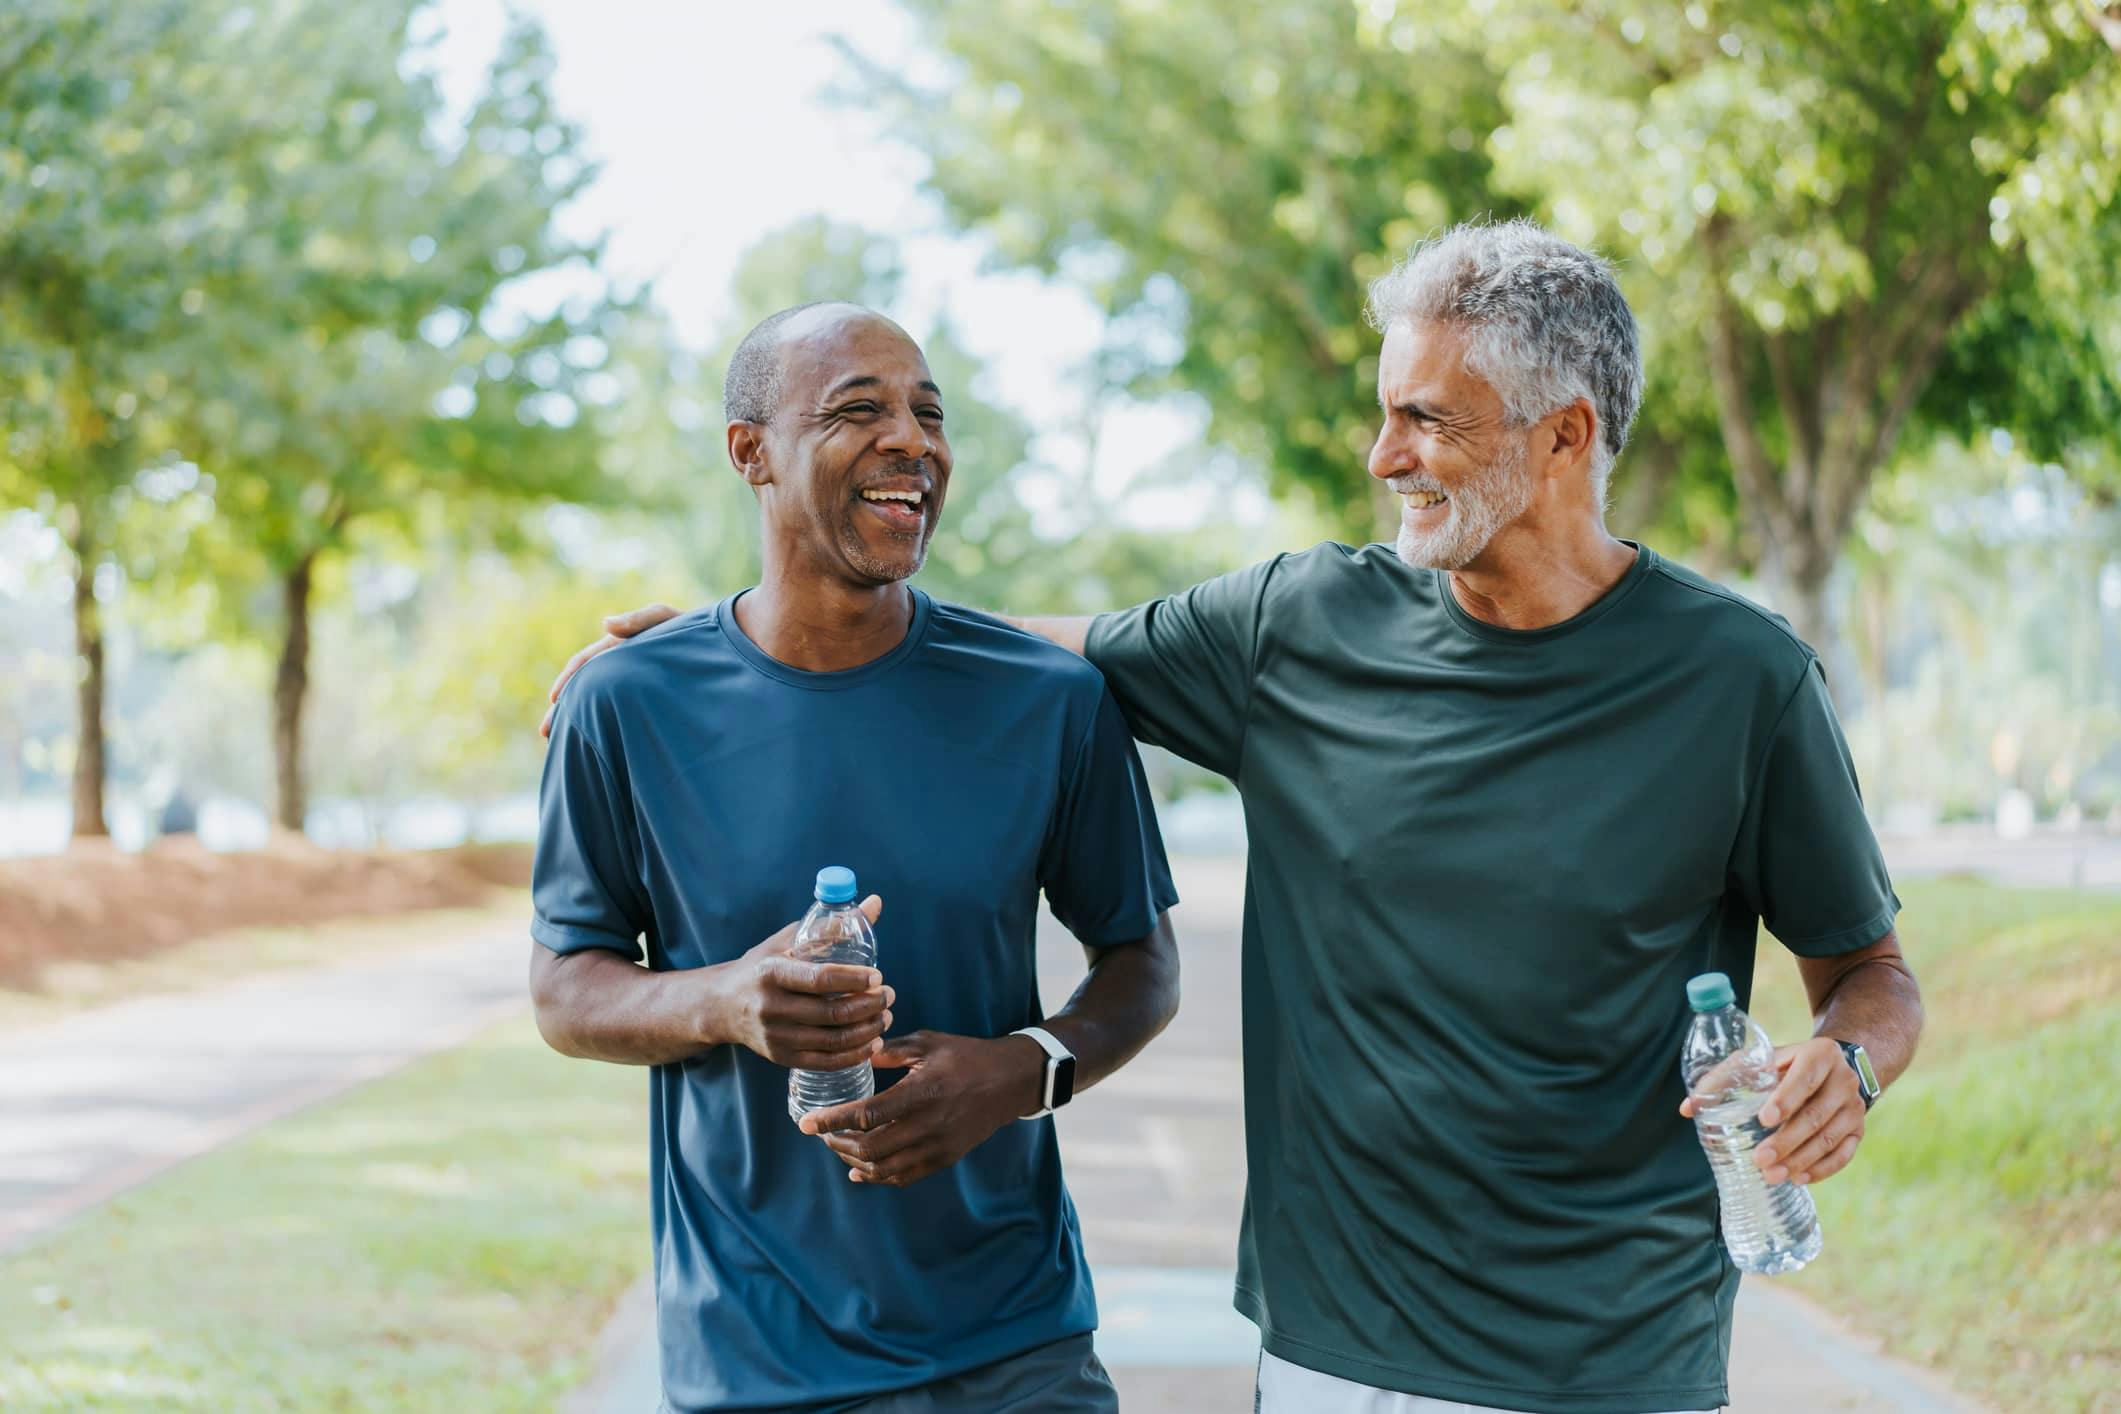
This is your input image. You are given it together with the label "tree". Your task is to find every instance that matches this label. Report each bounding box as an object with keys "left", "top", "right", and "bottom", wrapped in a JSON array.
[
  {"left": 1473, "top": 0, "right": 2121, "bottom": 653},
  {"left": 847, "top": 3, "right": 1508, "bottom": 543},
  {"left": 166, "top": 7, "right": 619, "bottom": 831},
  {"left": 0, "top": 1, "right": 255, "bottom": 836},
  {"left": 857, "top": 0, "right": 2121, "bottom": 665}
]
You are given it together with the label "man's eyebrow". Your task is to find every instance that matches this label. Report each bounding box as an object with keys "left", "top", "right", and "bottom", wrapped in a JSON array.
[
  {"left": 826, "top": 375, "right": 883, "bottom": 398},
  {"left": 917, "top": 380, "right": 941, "bottom": 396}
]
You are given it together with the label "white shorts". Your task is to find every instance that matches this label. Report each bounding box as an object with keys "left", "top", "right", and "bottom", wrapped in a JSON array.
[{"left": 1255, "top": 1351, "right": 1719, "bottom": 1414}]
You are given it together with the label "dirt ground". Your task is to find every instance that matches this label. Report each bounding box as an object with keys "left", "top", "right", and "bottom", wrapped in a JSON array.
[{"left": 0, "top": 837, "right": 531, "bottom": 990}]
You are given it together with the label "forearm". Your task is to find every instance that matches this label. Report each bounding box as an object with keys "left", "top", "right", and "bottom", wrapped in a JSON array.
[
  {"left": 1000, "top": 614, "right": 1095, "bottom": 658},
  {"left": 529, "top": 943, "right": 727, "bottom": 1066},
  {"left": 1022, "top": 911, "right": 1180, "bottom": 1102},
  {"left": 1809, "top": 945, "right": 1923, "bottom": 1090}
]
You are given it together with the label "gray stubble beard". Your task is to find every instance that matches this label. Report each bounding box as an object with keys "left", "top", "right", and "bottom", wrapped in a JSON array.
[{"left": 1392, "top": 435, "right": 1537, "bottom": 571}]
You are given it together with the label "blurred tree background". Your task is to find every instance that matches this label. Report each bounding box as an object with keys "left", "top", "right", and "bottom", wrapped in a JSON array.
[{"left": 1, "top": 0, "right": 2117, "bottom": 850}]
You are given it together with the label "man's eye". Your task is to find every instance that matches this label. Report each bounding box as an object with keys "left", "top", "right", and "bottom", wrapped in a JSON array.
[
  {"left": 840, "top": 402, "right": 879, "bottom": 416},
  {"left": 917, "top": 407, "right": 944, "bottom": 423}
]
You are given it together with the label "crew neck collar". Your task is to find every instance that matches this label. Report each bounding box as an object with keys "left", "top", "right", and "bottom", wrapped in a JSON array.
[
  {"left": 714, "top": 587, "right": 933, "bottom": 690},
  {"left": 1433, "top": 542, "right": 1656, "bottom": 645}
]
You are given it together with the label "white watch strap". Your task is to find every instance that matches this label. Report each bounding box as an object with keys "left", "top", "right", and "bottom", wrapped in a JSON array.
[{"left": 1010, "top": 1025, "right": 1073, "bottom": 1118}]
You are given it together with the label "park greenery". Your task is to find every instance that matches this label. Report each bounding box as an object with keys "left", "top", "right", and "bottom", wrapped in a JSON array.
[{"left": 2, "top": 1, "right": 2118, "bottom": 842}]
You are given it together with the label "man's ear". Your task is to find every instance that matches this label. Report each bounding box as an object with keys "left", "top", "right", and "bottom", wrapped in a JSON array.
[
  {"left": 1542, "top": 398, "right": 1598, "bottom": 478},
  {"left": 728, "top": 421, "right": 771, "bottom": 487}
]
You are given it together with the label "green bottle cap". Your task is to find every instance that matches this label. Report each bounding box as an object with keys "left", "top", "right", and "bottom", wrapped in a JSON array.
[{"left": 1686, "top": 972, "right": 1736, "bottom": 1012}]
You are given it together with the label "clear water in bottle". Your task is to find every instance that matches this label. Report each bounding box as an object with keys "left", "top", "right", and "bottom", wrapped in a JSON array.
[
  {"left": 1680, "top": 972, "right": 1823, "bottom": 1275},
  {"left": 787, "top": 866, "right": 878, "bottom": 1124}
]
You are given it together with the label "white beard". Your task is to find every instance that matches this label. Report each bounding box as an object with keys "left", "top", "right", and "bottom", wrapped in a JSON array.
[{"left": 1391, "top": 437, "right": 1537, "bottom": 570}]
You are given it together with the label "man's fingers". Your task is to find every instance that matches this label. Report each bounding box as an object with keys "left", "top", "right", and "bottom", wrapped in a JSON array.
[
  {"left": 819, "top": 1119, "right": 926, "bottom": 1166},
  {"left": 773, "top": 1015, "right": 893, "bottom": 1057},
  {"left": 554, "top": 635, "right": 619, "bottom": 698},
  {"left": 871, "top": 1030, "right": 935, "bottom": 1070},
  {"left": 763, "top": 992, "right": 888, "bottom": 1035},
  {"left": 1758, "top": 1044, "right": 1832, "bottom": 1129},
  {"left": 538, "top": 704, "right": 557, "bottom": 741},
  {"left": 849, "top": 1142, "right": 947, "bottom": 1187},
  {"left": 1794, "top": 1133, "right": 1862, "bottom": 1186},
  {"left": 605, "top": 602, "right": 678, "bottom": 637},
  {"left": 766, "top": 957, "right": 885, "bottom": 997},
  {"left": 799, "top": 1086, "right": 909, "bottom": 1136},
  {"left": 787, "top": 1043, "right": 883, "bottom": 1072},
  {"left": 858, "top": 894, "right": 883, "bottom": 925}
]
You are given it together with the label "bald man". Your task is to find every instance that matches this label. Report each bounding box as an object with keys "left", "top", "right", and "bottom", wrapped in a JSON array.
[{"left": 529, "top": 303, "right": 1178, "bottom": 1413}]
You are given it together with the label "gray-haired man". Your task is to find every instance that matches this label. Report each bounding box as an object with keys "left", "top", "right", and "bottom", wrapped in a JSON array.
[{"left": 548, "top": 220, "right": 1923, "bottom": 1414}]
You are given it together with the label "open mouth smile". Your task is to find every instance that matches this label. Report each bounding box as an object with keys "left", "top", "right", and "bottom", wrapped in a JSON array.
[{"left": 857, "top": 486, "right": 928, "bottom": 532}]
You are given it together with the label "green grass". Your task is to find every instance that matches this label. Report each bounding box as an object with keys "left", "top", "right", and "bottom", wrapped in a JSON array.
[
  {"left": 1746, "top": 877, "right": 2121, "bottom": 1414},
  {"left": 0, "top": 1017, "right": 648, "bottom": 1411}
]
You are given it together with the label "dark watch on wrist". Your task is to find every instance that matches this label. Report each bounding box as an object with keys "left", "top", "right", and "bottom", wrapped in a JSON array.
[
  {"left": 1011, "top": 1026, "right": 1077, "bottom": 1119},
  {"left": 1836, "top": 1039, "right": 1881, "bottom": 1109}
]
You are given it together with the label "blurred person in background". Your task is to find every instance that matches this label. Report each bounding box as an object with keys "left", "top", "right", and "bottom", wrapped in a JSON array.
[
  {"left": 530, "top": 302, "right": 1179, "bottom": 1413},
  {"left": 547, "top": 225, "right": 1924, "bottom": 1414}
]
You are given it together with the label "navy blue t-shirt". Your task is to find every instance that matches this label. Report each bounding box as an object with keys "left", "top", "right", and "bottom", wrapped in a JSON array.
[{"left": 532, "top": 590, "right": 1178, "bottom": 1414}]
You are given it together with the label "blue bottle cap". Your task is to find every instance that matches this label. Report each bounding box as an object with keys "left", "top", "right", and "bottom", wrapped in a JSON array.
[
  {"left": 813, "top": 866, "right": 857, "bottom": 904},
  {"left": 1686, "top": 972, "right": 1736, "bottom": 1012}
]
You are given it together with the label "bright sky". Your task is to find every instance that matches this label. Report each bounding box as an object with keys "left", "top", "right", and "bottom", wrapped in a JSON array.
[{"left": 427, "top": 0, "right": 1273, "bottom": 530}]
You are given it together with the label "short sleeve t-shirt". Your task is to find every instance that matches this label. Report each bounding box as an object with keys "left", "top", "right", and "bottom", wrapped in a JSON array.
[
  {"left": 534, "top": 590, "right": 1177, "bottom": 1414},
  {"left": 1087, "top": 541, "right": 1898, "bottom": 1414}
]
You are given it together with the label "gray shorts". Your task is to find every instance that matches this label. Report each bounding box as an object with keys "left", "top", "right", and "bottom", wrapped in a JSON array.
[{"left": 842, "top": 1334, "right": 1118, "bottom": 1414}]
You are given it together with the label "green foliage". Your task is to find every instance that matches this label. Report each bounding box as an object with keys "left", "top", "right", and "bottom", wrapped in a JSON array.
[
  {"left": 860, "top": 0, "right": 2121, "bottom": 654},
  {"left": 847, "top": 2, "right": 1509, "bottom": 539}
]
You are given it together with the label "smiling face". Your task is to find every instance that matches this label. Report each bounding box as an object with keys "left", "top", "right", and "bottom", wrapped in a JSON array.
[
  {"left": 1366, "top": 319, "right": 1540, "bottom": 571},
  {"left": 735, "top": 307, "right": 952, "bottom": 588}
]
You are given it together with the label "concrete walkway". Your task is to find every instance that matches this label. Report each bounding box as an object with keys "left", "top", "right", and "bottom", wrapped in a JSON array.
[
  {"left": 0, "top": 918, "right": 526, "bottom": 1257},
  {"left": 568, "top": 855, "right": 1987, "bottom": 1413}
]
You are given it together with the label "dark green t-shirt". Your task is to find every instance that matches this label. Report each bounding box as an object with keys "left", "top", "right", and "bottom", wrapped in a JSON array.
[{"left": 1087, "top": 541, "right": 1899, "bottom": 1414}]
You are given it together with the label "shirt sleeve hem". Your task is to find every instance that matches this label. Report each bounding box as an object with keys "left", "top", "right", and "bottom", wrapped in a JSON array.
[
  {"left": 531, "top": 916, "right": 643, "bottom": 957},
  {"left": 1064, "top": 884, "right": 1181, "bottom": 950},
  {"left": 1775, "top": 894, "right": 1901, "bottom": 958}
]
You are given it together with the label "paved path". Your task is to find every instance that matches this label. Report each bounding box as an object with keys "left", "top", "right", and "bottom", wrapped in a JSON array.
[
  {"left": 0, "top": 919, "right": 526, "bottom": 1257},
  {"left": 1880, "top": 825, "right": 2121, "bottom": 892},
  {"left": 570, "top": 854, "right": 1985, "bottom": 1413}
]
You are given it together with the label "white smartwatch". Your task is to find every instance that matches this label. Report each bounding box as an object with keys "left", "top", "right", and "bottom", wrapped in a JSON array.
[{"left": 1010, "top": 1025, "right": 1078, "bottom": 1119}]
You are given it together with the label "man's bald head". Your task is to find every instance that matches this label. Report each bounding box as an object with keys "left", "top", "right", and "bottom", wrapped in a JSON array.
[{"left": 722, "top": 301, "right": 902, "bottom": 425}]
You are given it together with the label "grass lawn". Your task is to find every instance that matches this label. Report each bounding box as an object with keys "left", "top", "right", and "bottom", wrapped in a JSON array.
[
  {"left": 0, "top": 1016, "right": 648, "bottom": 1411},
  {"left": 1747, "top": 876, "right": 2121, "bottom": 1414}
]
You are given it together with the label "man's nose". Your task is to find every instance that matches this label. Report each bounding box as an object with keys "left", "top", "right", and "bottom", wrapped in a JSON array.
[
  {"left": 1367, "top": 428, "right": 1405, "bottom": 483},
  {"left": 876, "top": 406, "right": 934, "bottom": 461}
]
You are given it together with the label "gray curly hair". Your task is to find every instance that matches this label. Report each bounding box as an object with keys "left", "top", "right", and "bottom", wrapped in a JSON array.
[{"left": 1365, "top": 219, "right": 1642, "bottom": 502}]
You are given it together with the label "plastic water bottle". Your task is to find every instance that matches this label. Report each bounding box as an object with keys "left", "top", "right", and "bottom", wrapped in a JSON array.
[
  {"left": 1680, "top": 972, "right": 1823, "bottom": 1275},
  {"left": 786, "top": 866, "right": 878, "bottom": 1124}
]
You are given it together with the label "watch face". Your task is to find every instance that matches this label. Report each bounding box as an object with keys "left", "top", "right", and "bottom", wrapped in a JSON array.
[
  {"left": 1051, "top": 1055, "right": 1078, "bottom": 1109},
  {"left": 1844, "top": 1043, "right": 1880, "bottom": 1099}
]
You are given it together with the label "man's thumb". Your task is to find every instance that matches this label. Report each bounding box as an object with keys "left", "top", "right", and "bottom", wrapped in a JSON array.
[{"left": 859, "top": 894, "right": 883, "bottom": 925}]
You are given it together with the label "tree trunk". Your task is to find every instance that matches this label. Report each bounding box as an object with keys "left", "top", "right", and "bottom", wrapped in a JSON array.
[
  {"left": 272, "top": 554, "right": 316, "bottom": 835},
  {"left": 65, "top": 504, "right": 109, "bottom": 840}
]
